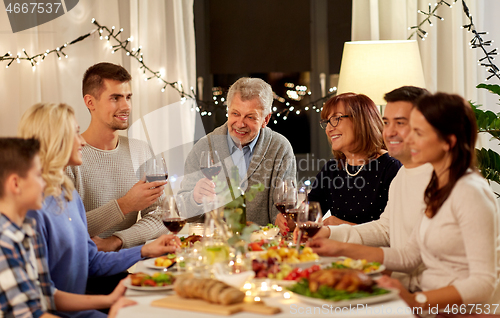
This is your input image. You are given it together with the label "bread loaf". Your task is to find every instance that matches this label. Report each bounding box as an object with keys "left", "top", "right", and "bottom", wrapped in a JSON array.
[{"left": 174, "top": 276, "right": 245, "bottom": 305}]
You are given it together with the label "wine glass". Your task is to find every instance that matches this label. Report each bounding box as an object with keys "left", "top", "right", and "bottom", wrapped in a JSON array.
[
  {"left": 162, "top": 196, "right": 187, "bottom": 235},
  {"left": 297, "top": 201, "right": 323, "bottom": 242},
  {"left": 274, "top": 179, "right": 297, "bottom": 239},
  {"left": 297, "top": 186, "right": 307, "bottom": 207},
  {"left": 200, "top": 150, "right": 222, "bottom": 180},
  {"left": 146, "top": 156, "right": 168, "bottom": 183}
]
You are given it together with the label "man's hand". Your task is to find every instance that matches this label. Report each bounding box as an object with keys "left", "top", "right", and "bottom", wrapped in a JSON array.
[
  {"left": 193, "top": 178, "right": 216, "bottom": 204},
  {"left": 293, "top": 225, "right": 330, "bottom": 243},
  {"left": 140, "top": 234, "right": 181, "bottom": 258},
  {"left": 307, "top": 237, "right": 345, "bottom": 257},
  {"left": 92, "top": 235, "right": 123, "bottom": 252},
  {"left": 117, "top": 180, "right": 167, "bottom": 215},
  {"left": 323, "top": 215, "right": 356, "bottom": 226},
  {"left": 275, "top": 213, "right": 289, "bottom": 236}
]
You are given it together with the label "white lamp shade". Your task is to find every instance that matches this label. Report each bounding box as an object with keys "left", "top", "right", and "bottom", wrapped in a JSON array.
[{"left": 337, "top": 40, "right": 426, "bottom": 105}]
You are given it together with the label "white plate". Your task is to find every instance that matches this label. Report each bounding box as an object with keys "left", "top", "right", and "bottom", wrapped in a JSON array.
[
  {"left": 289, "top": 288, "right": 399, "bottom": 307},
  {"left": 124, "top": 278, "right": 174, "bottom": 291},
  {"left": 252, "top": 278, "right": 297, "bottom": 288},
  {"left": 247, "top": 251, "right": 267, "bottom": 259},
  {"left": 143, "top": 258, "right": 177, "bottom": 271},
  {"left": 288, "top": 259, "right": 321, "bottom": 269},
  {"left": 250, "top": 227, "right": 280, "bottom": 242},
  {"left": 322, "top": 257, "right": 386, "bottom": 275}
]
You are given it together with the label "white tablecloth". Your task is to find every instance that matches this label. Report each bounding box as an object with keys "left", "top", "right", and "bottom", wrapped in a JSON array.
[{"left": 116, "top": 259, "right": 417, "bottom": 318}]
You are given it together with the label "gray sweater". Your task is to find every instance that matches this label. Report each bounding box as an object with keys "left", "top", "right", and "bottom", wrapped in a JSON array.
[
  {"left": 66, "top": 136, "right": 168, "bottom": 248},
  {"left": 178, "top": 123, "right": 297, "bottom": 225}
]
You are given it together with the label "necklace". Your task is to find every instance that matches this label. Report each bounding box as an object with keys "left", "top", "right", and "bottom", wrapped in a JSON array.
[{"left": 345, "top": 162, "right": 365, "bottom": 177}]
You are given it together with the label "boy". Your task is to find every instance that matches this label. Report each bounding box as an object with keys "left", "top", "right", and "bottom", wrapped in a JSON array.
[{"left": 0, "top": 138, "right": 126, "bottom": 318}]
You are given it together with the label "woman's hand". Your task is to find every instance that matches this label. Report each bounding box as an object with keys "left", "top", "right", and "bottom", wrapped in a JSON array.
[
  {"left": 376, "top": 276, "right": 414, "bottom": 306},
  {"left": 307, "top": 237, "right": 345, "bottom": 257},
  {"left": 323, "top": 215, "right": 355, "bottom": 226},
  {"left": 293, "top": 225, "right": 330, "bottom": 243},
  {"left": 275, "top": 213, "right": 289, "bottom": 236},
  {"left": 141, "top": 234, "right": 181, "bottom": 258}
]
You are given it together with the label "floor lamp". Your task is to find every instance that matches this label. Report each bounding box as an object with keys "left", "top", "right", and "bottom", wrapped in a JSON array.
[{"left": 336, "top": 40, "right": 426, "bottom": 113}]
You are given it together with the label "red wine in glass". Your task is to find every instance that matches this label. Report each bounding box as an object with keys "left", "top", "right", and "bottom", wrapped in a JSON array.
[
  {"left": 283, "top": 208, "right": 300, "bottom": 232},
  {"left": 200, "top": 151, "right": 222, "bottom": 181},
  {"left": 146, "top": 173, "right": 169, "bottom": 182},
  {"left": 163, "top": 218, "right": 187, "bottom": 234},
  {"left": 283, "top": 209, "right": 298, "bottom": 222},
  {"left": 275, "top": 202, "right": 295, "bottom": 214},
  {"left": 298, "top": 223, "right": 322, "bottom": 238},
  {"left": 201, "top": 166, "right": 222, "bottom": 180}
]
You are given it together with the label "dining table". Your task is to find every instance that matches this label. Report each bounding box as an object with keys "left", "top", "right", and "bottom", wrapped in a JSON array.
[{"left": 115, "top": 257, "right": 418, "bottom": 318}]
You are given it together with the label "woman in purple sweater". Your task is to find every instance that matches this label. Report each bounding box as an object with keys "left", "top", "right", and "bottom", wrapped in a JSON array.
[{"left": 19, "top": 103, "right": 180, "bottom": 318}]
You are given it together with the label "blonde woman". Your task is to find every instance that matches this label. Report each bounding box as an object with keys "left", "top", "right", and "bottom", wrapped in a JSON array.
[{"left": 19, "top": 103, "right": 180, "bottom": 318}]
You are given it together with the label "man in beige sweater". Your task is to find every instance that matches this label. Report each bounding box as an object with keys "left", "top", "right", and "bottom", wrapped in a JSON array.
[
  {"left": 67, "top": 62, "right": 168, "bottom": 252},
  {"left": 310, "top": 86, "right": 432, "bottom": 292}
]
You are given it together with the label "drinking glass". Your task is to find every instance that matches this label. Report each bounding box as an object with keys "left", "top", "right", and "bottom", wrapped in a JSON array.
[
  {"left": 146, "top": 156, "right": 168, "bottom": 183},
  {"left": 200, "top": 150, "right": 222, "bottom": 180},
  {"left": 297, "top": 201, "right": 323, "bottom": 241},
  {"left": 162, "top": 196, "right": 187, "bottom": 235},
  {"left": 297, "top": 186, "right": 307, "bottom": 207},
  {"left": 274, "top": 179, "right": 297, "bottom": 239},
  {"left": 201, "top": 197, "right": 230, "bottom": 265}
]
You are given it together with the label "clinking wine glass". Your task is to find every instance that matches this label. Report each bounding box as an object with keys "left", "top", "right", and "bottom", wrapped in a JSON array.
[
  {"left": 274, "top": 179, "right": 297, "bottom": 239},
  {"left": 162, "top": 196, "right": 187, "bottom": 235},
  {"left": 297, "top": 201, "right": 323, "bottom": 242},
  {"left": 146, "top": 156, "right": 168, "bottom": 183},
  {"left": 200, "top": 150, "right": 222, "bottom": 180}
]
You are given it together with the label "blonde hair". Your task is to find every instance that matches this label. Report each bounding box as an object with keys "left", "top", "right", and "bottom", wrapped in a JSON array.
[{"left": 18, "top": 103, "right": 76, "bottom": 202}]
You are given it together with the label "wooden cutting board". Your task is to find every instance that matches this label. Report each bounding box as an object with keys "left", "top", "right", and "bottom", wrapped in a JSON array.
[{"left": 151, "top": 295, "right": 281, "bottom": 315}]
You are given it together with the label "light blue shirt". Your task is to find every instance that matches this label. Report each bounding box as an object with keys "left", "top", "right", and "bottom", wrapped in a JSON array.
[{"left": 226, "top": 130, "right": 260, "bottom": 182}]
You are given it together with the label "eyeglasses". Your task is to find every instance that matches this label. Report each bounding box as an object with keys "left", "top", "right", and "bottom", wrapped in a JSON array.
[{"left": 319, "top": 115, "right": 350, "bottom": 129}]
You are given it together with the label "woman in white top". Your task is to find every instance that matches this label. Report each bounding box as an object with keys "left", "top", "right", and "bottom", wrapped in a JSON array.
[{"left": 310, "top": 93, "right": 499, "bottom": 311}]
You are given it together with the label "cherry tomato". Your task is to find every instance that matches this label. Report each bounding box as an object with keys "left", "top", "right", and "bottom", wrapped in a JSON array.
[
  {"left": 311, "top": 265, "right": 321, "bottom": 271},
  {"left": 143, "top": 279, "right": 156, "bottom": 287},
  {"left": 249, "top": 243, "right": 263, "bottom": 251}
]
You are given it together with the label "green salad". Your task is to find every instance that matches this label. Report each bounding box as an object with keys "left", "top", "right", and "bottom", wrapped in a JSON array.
[
  {"left": 288, "top": 279, "right": 389, "bottom": 301},
  {"left": 261, "top": 223, "right": 278, "bottom": 231}
]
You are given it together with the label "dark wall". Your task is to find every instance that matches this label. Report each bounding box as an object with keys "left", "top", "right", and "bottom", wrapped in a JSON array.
[
  {"left": 194, "top": 0, "right": 352, "bottom": 166},
  {"left": 328, "top": 1, "right": 352, "bottom": 74},
  {"left": 208, "top": 0, "right": 311, "bottom": 74}
]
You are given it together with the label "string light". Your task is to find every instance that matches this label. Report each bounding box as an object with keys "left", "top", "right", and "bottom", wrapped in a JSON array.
[
  {"left": 460, "top": 1, "right": 500, "bottom": 80},
  {"left": 0, "top": 18, "right": 195, "bottom": 101},
  {"left": 408, "top": 0, "right": 458, "bottom": 40},
  {"left": 0, "top": 18, "right": 341, "bottom": 119},
  {"left": 408, "top": 0, "right": 499, "bottom": 81}
]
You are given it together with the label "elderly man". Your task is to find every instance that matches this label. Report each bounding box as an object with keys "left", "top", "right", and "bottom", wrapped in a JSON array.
[
  {"left": 66, "top": 62, "right": 168, "bottom": 252},
  {"left": 178, "top": 77, "right": 297, "bottom": 225},
  {"left": 308, "top": 86, "right": 432, "bottom": 292}
]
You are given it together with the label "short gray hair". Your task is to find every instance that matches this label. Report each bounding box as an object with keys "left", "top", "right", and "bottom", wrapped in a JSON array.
[{"left": 226, "top": 77, "right": 273, "bottom": 117}]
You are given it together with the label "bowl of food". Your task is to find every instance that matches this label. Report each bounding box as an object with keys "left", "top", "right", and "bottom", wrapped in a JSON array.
[
  {"left": 259, "top": 246, "right": 320, "bottom": 265},
  {"left": 328, "top": 257, "right": 385, "bottom": 275},
  {"left": 126, "top": 272, "right": 176, "bottom": 291},
  {"left": 286, "top": 268, "right": 398, "bottom": 306},
  {"left": 250, "top": 224, "right": 280, "bottom": 242}
]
